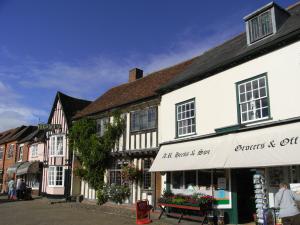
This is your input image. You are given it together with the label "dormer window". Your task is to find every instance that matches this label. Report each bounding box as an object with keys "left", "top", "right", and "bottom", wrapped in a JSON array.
[
  {"left": 244, "top": 2, "right": 290, "bottom": 45},
  {"left": 248, "top": 10, "right": 273, "bottom": 43}
]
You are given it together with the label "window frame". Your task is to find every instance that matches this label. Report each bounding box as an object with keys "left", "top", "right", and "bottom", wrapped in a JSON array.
[
  {"left": 30, "top": 144, "right": 38, "bottom": 158},
  {"left": 175, "top": 98, "right": 196, "bottom": 138},
  {"left": 18, "top": 145, "right": 24, "bottom": 162},
  {"left": 48, "top": 166, "right": 64, "bottom": 187},
  {"left": 96, "top": 117, "right": 109, "bottom": 137},
  {"left": 49, "top": 135, "right": 64, "bottom": 157},
  {"left": 130, "top": 107, "right": 157, "bottom": 133},
  {"left": 142, "top": 158, "right": 152, "bottom": 190},
  {"left": 247, "top": 9, "right": 274, "bottom": 44},
  {"left": 236, "top": 73, "right": 271, "bottom": 125},
  {"left": 7, "top": 144, "right": 14, "bottom": 159},
  {"left": 0, "top": 146, "right": 4, "bottom": 160}
]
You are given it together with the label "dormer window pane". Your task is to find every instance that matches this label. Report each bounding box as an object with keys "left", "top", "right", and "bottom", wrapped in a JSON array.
[{"left": 249, "top": 10, "right": 273, "bottom": 43}]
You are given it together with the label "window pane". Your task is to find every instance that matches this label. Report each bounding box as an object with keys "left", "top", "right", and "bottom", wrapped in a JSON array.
[
  {"left": 240, "top": 93, "right": 246, "bottom": 103},
  {"left": 261, "top": 98, "right": 268, "bottom": 107},
  {"left": 252, "top": 80, "right": 258, "bottom": 89},
  {"left": 185, "top": 170, "right": 196, "bottom": 189},
  {"left": 241, "top": 103, "right": 247, "bottom": 112},
  {"left": 246, "top": 92, "right": 252, "bottom": 101},
  {"left": 255, "top": 109, "right": 261, "bottom": 119},
  {"left": 172, "top": 171, "right": 183, "bottom": 189},
  {"left": 262, "top": 107, "right": 269, "bottom": 117},
  {"left": 239, "top": 84, "right": 245, "bottom": 93},
  {"left": 56, "top": 136, "right": 63, "bottom": 155},
  {"left": 259, "top": 78, "right": 266, "bottom": 87},
  {"left": 198, "top": 170, "right": 211, "bottom": 188},
  {"left": 246, "top": 82, "right": 251, "bottom": 91},
  {"left": 253, "top": 90, "right": 259, "bottom": 99},
  {"left": 242, "top": 113, "right": 247, "bottom": 122},
  {"left": 260, "top": 88, "right": 266, "bottom": 97}
]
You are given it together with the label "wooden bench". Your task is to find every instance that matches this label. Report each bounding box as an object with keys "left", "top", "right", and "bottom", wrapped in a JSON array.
[{"left": 158, "top": 203, "right": 210, "bottom": 224}]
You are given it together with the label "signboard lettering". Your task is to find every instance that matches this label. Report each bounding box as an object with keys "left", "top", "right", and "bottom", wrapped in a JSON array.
[{"left": 38, "top": 124, "right": 62, "bottom": 131}]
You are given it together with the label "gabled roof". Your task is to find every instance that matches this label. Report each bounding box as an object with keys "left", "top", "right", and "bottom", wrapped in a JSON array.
[
  {"left": 18, "top": 127, "right": 44, "bottom": 144},
  {"left": 158, "top": 2, "right": 300, "bottom": 93},
  {"left": 5, "top": 126, "right": 37, "bottom": 143},
  {"left": 0, "top": 126, "right": 27, "bottom": 145},
  {"left": 74, "top": 59, "right": 195, "bottom": 119},
  {"left": 48, "top": 91, "right": 91, "bottom": 127}
]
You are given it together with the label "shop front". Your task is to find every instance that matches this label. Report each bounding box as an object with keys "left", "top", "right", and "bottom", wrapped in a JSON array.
[
  {"left": 16, "top": 161, "right": 42, "bottom": 195},
  {"left": 150, "top": 119, "right": 300, "bottom": 224}
]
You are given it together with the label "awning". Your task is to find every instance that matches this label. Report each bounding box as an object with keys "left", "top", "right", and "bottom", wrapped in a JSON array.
[
  {"left": 150, "top": 134, "right": 232, "bottom": 172},
  {"left": 225, "top": 121, "right": 300, "bottom": 168},
  {"left": 150, "top": 121, "right": 300, "bottom": 172},
  {"left": 7, "top": 162, "right": 25, "bottom": 175},
  {"left": 16, "top": 161, "right": 40, "bottom": 176}
]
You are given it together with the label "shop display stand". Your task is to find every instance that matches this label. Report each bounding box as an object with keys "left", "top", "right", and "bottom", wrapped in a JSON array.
[{"left": 253, "top": 171, "right": 268, "bottom": 224}]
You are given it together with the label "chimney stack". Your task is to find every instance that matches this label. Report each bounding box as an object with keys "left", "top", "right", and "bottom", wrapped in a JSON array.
[{"left": 129, "top": 68, "right": 143, "bottom": 82}]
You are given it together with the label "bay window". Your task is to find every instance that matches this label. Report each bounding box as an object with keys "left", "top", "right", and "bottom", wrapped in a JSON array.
[{"left": 50, "top": 135, "right": 64, "bottom": 156}]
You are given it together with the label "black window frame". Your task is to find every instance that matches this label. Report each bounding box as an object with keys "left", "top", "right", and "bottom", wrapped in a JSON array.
[{"left": 130, "top": 107, "right": 157, "bottom": 133}]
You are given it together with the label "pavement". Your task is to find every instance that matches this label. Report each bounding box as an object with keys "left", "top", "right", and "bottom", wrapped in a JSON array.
[{"left": 0, "top": 195, "right": 197, "bottom": 225}]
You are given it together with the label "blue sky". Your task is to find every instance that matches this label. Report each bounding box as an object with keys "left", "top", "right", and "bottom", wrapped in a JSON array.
[{"left": 0, "top": 0, "right": 295, "bottom": 131}]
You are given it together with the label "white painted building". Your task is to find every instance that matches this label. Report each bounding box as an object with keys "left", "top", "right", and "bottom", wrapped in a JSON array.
[{"left": 150, "top": 2, "right": 300, "bottom": 224}]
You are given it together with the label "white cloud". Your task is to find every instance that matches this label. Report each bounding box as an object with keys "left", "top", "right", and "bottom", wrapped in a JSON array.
[
  {"left": 0, "top": 22, "right": 242, "bottom": 131},
  {"left": 0, "top": 81, "right": 48, "bottom": 132}
]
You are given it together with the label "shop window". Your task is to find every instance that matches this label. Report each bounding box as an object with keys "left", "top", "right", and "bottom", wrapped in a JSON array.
[
  {"left": 237, "top": 75, "right": 270, "bottom": 123},
  {"left": 49, "top": 135, "right": 64, "bottom": 156},
  {"left": 48, "top": 166, "right": 64, "bottom": 187},
  {"left": 96, "top": 117, "right": 109, "bottom": 137},
  {"left": 185, "top": 170, "right": 197, "bottom": 189},
  {"left": 0, "top": 146, "right": 4, "bottom": 160},
  {"left": 130, "top": 107, "right": 157, "bottom": 132},
  {"left": 7, "top": 144, "right": 14, "bottom": 159},
  {"left": 18, "top": 146, "right": 24, "bottom": 162},
  {"left": 30, "top": 144, "right": 38, "bottom": 158},
  {"left": 176, "top": 99, "right": 196, "bottom": 137},
  {"left": 198, "top": 170, "right": 212, "bottom": 188},
  {"left": 172, "top": 171, "right": 183, "bottom": 189},
  {"left": 143, "top": 159, "right": 152, "bottom": 190}
]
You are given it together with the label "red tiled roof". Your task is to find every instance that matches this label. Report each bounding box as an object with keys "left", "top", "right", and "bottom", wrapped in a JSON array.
[{"left": 74, "top": 59, "right": 195, "bottom": 119}]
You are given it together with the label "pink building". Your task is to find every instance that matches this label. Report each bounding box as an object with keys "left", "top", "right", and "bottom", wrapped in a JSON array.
[{"left": 41, "top": 92, "right": 90, "bottom": 198}]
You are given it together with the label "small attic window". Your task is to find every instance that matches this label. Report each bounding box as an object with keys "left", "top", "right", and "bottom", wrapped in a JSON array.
[
  {"left": 245, "top": 2, "right": 290, "bottom": 45},
  {"left": 248, "top": 10, "right": 273, "bottom": 43}
]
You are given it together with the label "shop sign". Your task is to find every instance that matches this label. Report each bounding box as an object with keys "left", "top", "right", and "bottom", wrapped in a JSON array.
[
  {"left": 38, "top": 124, "right": 62, "bottom": 131},
  {"left": 234, "top": 136, "right": 299, "bottom": 152},
  {"left": 162, "top": 149, "right": 210, "bottom": 159}
]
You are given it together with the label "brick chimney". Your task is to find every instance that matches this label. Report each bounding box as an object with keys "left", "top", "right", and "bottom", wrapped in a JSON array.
[{"left": 129, "top": 68, "right": 143, "bottom": 82}]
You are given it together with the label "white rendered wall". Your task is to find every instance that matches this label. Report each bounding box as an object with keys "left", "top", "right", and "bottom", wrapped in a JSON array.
[{"left": 159, "top": 41, "right": 300, "bottom": 143}]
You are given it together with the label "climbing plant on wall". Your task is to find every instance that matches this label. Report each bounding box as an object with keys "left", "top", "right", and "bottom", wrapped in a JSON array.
[{"left": 69, "top": 111, "right": 125, "bottom": 204}]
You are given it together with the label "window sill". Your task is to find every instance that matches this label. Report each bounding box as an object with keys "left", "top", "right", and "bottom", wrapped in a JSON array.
[
  {"left": 49, "top": 155, "right": 64, "bottom": 157},
  {"left": 241, "top": 117, "right": 273, "bottom": 126},
  {"left": 48, "top": 185, "right": 64, "bottom": 188},
  {"left": 175, "top": 132, "right": 197, "bottom": 139},
  {"left": 130, "top": 128, "right": 157, "bottom": 134}
]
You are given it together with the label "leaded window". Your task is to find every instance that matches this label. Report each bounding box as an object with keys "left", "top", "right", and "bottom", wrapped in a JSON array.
[
  {"left": 248, "top": 10, "right": 273, "bottom": 43},
  {"left": 130, "top": 107, "right": 157, "bottom": 132},
  {"left": 143, "top": 159, "right": 152, "bottom": 190},
  {"left": 96, "top": 117, "right": 109, "bottom": 137},
  {"left": 176, "top": 99, "right": 196, "bottom": 137},
  {"left": 237, "top": 75, "right": 270, "bottom": 123}
]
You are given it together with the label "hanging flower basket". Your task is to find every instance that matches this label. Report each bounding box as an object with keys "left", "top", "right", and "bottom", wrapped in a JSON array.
[{"left": 121, "top": 163, "right": 142, "bottom": 183}]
